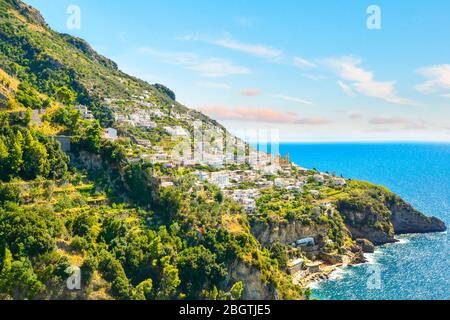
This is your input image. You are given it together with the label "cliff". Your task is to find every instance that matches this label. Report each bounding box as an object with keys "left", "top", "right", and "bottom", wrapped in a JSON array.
[
  {"left": 251, "top": 220, "right": 329, "bottom": 248},
  {"left": 388, "top": 196, "right": 446, "bottom": 234},
  {"left": 335, "top": 182, "right": 446, "bottom": 245}
]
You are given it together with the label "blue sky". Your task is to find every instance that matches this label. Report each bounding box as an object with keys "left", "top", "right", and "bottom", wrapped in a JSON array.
[{"left": 26, "top": 0, "right": 450, "bottom": 142}]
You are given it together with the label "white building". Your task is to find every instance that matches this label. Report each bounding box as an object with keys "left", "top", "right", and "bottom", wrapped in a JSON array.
[
  {"left": 210, "top": 172, "right": 230, "bottom": 189},
  {"left": 313, "top": 174, "right": 325, "bottom": 184},
  {"left": 104, "top": 128, "right": 118, "bottom": 141},
  {"left": 137, "top": 119, "right": 157, "bottom": 129},
  {"left": 242, "top": 198, "right": 256, "bottom": 212},
  {"left": 274, "top": 178, "right": 286, "bottom": 188},
  {"left": 164, "top": 126, "right": 190, "bottom": 137},
  {"left": 193, "top": 171, "right": 209, "bottom": 181},
  {"left": 161, "top": 181, "right": 174, "bottom": 188},
  {"left": 332, "top": 177, "right": 347, "bottom": 187},
  {"left": 310, "top": 190, "right": 320, "bottom": 198},
  {"left": 75, "top": 105, "right": 94, "bottom": 120},
  {"left": 263, "top": 165, "right": 281, "bottom": 176}
]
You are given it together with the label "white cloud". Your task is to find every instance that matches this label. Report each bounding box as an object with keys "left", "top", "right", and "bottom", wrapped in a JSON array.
[
  {"left": 416, "top": 65, "right": 450, "bottom": 94},
  {"left": 293, "top": 57, "right": 317, "bottom": 69},
  {"left": 273, "top": 94, "right": 314, "bottom": 106},
  {"left": 199, "top": 106, "right": 329, "bottom": 124},
  {"left": 138, "top": 47, "right": 250, "bottom": 78},
  {"left": 179, "top": 34, "right": 283, "bottom": 60},
  {"left": 176, "top": 34, "right": 200, "bottom": 41},
  {"left": 188, "top": 58, "right": 250, "bottom": 77},
  {"left": 209, "top": 37, "right": 283, "bottom": 59},
  {"left": 328, "top": 57, "right": 372, "bottom": 82},
  {"left": 195, "top": 81, "right": 231, "bottom": 90},
  {"left": 327, "top": 56, "right": 415, "bottom": 105},
  {"left": 336, "top": 80, "right": 355, "bottom": 97},
  {"left": 369, "top": 117, "right": 409, "bottom": 125},
  {"left": 354, "top": 80, "right": 413, "bottom": 105}
]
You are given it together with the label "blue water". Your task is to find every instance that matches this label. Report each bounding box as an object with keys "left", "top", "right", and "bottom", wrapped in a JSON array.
[{"left": 278, "top": 143, "right": 450, "bottom": 300}]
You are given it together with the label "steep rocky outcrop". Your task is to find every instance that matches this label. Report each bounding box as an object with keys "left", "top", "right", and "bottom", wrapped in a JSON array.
[
  {"left": 337, "top": 190, "right": 446, "bottom": 245},
  {"left": 337, "top": 202, "right": 396, "bottom": 245},
  {"left": 61, "top": 34, "right": 119, "bottom": 71},
  {"left": 10, "top": 0, "right": 47, "bottom": 26},
  {"left": 388, "top": 196, "right": 446, "bottom": 234},
  {"left": 356, "top": 238, "right": 375, "bottom": 253},
  {"left": 154, "top": 83, "right": 176, "bottom": 101},
  {"left": 227, "top": 261, "right": 275, "bottom": 300},
  {"left": 251, "top": 220, "right": 328, "bottom": 248}
]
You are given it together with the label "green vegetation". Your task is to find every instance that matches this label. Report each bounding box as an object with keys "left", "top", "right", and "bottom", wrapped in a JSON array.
[
  {"left": 0, "top": 111, "right": 68, "bottom": 181},
  {"left": 0, "top": 84, "right": 303, "bottom": 300},
  {"left": 335, "top": 180, "right": 395, "bottom": 235}
]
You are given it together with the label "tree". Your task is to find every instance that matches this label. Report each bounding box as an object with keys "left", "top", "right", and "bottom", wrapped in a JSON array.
[
  {"left": 1, "top": 248, "right": 12, "bottom": 272},
  {"left": 44, "top": 139, "right": 68, "bottom": 180},
  {"left": 55, "top": 86, "right": 76, "bottom": 106},
  {"left": 7, "top": 131, "right": 24, "bottom": 176},
  {"left": 156, "top": 257, "right": 180, "bottom": 300},
  {"left": 0, "top": 183, "right": 20, "bottom": 205},
  {"left": 52, "top": 105, "right": 81, "bottom": 133},
  {"left": 79, "top": 120, "right": 102, "bottom": 152},
  {"left": 15, "top": 82, "right": 43, "bottom": 109},
  {"left": 23, "top": 108, "right": 32, "bottom": 126},
  {"left": 21, "top": 130, "right": 49, "bottom": 179},
  {"left": 0, "top": 257, "right": 45, "bottom": 300},
  {"left": 98, "top": 251, "right": 132, "bottom": 300},
  {"left": 123, "top": 164, "right": 155, "bottom": 206},
  {"left": 135, "top": 279, "right": 153, "bottom": 300},
  {"left": 0, "top": 138, "right": 9, "bottom": 178},
  {"left": 269, "top": 242, "right": 288, "bottom": 270},
  {"left": 177, "top": 246, "right": 226, "bottom": 298},
  {"left": 228, "top": 281, "right": 243, "bottom": 300},
  {"left": 159, "top": 187, "right": 181, "bottom": 223},
  {"left": 6, "top": 98, "right": 21, "bottom": 111},
  {"left": 0, "top": 209, "right": 55, "bottom": 257},
  {"left": 72, "top": 212, "right": 97, "bottom": 237},
  {"left": 0, "top": 113, "right": 9, "bottom": 134}
]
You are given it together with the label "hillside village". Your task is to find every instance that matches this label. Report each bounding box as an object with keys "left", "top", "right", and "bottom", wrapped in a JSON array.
[
  {"left": 7, "top": 83, "right": 353, "bottom": 281},
  {"left": 52, "top": 90, "right": 353, "bottom": 277},
  {"left": 71, "top": 91, "right": 348, "bottom": 219}
]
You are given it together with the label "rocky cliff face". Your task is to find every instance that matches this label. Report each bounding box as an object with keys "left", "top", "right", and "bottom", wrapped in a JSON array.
[
  {"left": 10, "top": 0, "right": 47, "bottom": 26},
  {"left": 251, "top": 220, "right": 328, "bottom": 248},
  {"left": 337, "top": 193, "right": 446, "bottom": 245},
  {"left": 227, "top": 261, "right": 275, "bottom": 300},
  {"left": 388, "top": 196, "right": 446, "bottom": 234},
  {"left": 336, "top": 202, "right": 396, "bottom": 245}
]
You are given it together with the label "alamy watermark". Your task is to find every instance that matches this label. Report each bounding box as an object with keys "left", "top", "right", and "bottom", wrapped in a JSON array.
[
  {"left": 367, "top": 5, "right": 382, "bottom": 30},
  {"left": 66, "top": 265, "right": 81, "bottom": 290},
  {"left": 67, "top": 5, "right": 81, "bottom": 30}
]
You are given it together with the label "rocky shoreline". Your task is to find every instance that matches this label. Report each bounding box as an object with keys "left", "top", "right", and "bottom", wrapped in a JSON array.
[
  {"left": 288, "top": 196, "right": 447, "bottom": 293},
  {"left": 299, "top": 230, "right": 448, "bottom": 292}
]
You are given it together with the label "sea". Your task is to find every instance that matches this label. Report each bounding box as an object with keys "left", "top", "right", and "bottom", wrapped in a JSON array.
[{"left": 277, "top": 142, "right": 450, "bottom": 300}]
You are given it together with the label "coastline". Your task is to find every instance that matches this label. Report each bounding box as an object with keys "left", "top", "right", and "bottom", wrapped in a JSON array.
[
  {"left": 303, "top": 231, "right": 449, "bottom": 299},
  {"left": 299, "top": 236, "right": 408, "bottom": 290}
]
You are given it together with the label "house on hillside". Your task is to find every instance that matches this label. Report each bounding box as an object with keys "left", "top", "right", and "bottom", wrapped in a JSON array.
[
  {"left": 103, "top": 128, "right": 118, "bottom": 141},
  {"left": 75, "top": 105, "right": 94, "bottom": 120}
]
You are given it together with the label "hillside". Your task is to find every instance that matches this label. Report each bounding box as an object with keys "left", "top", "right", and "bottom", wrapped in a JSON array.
[{"left": 0, "top": 0, "right": 445, "bottom": 301}]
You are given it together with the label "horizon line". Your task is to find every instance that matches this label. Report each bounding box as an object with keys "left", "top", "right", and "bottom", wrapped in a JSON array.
[{"left": 244, "top": 139, "right": 450, "bottom": 144}]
